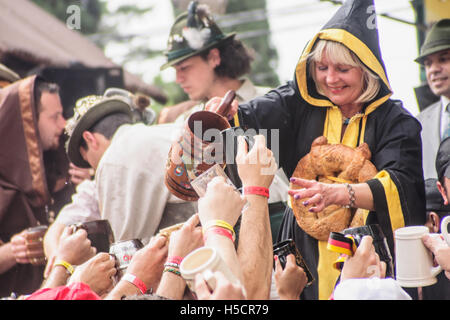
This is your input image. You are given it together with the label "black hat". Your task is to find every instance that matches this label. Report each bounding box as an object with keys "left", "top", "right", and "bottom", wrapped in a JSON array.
[
  {"left": 436, "top": 137, "right": 450, "bottom": 181},
  {"left": 160, "top": 1, "right": 235, "bottom": 70},
  {"left": 415, "top": 19, "right": 450, "bottom": 64},
  {"left": 425, "top": 178, "right": 450, "bottom": 213}
]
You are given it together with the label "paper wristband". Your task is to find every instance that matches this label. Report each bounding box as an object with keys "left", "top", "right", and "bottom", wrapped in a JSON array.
[
  {"left": 54, "top": 260, "right": 74, "bottom": 275},
  {"left": 243, "top": 186, "right": 269, "bottom": 198},
  {"left": 203, "top": 226, "right": 235, "bottom": 243},
  {"left": 122, "top": 273, "right": 147, "bottom": 294},
  {"left": 166, "top": 256, "right": 183, "bottom": 265}
]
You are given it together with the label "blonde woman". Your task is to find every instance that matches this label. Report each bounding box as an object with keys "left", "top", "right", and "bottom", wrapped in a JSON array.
[{"left": 206, "top": 0, "right": 425, "bottom": 300}]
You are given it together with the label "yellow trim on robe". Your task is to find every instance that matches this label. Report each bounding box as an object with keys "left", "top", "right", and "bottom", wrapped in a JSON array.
[
  {"left": 233, "top": 113, "right": 240, "bottom": 127},
  {"left": 373, "top": 170, "right": 406, "bottom": 232},
  {"left": 318, "top": 241, "right": 340, "bottom": 300}
]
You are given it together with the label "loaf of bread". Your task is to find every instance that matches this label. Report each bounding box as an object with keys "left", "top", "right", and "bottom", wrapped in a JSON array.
[{"left": 290, "top": 136, "right": 378, "bottom": 240}]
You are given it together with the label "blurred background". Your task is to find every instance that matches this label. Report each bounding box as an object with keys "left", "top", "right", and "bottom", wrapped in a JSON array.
[{"left": 1, "top": 0, "right": 449, "bottom": 118}]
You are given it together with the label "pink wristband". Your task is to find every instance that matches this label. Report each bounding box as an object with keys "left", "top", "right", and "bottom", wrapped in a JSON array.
[
  {"left": 244, "top": 186, "right": 269, "bottom": 198},
  {"left": 204, "top": 226, "right": 235, "bottom": 243},
  {"left": 166, "top": 256, "right": 183, "bottom": 265},
  {"left": 122, "top": 273, "right": 147, "bottom": 294}
]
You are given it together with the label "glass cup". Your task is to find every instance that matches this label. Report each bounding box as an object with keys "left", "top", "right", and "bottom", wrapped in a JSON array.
[
  {"left": 24, "top": 225, "right": 48, "bottom": 266},
  {"left": 109, "top": 238, "right": 144, "bottom": 281},
  {"left": 190, "top": 163, "right": 236, "bottom": 198}
]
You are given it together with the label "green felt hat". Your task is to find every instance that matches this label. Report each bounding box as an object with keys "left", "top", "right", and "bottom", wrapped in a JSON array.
[
  {"left": 65, "top": 95, "right": 132, "bottom": 168},
  {"left": 0, "top": 63, "right": 20, "bottom": 83},
  {"left": 160, "top": 1, "right": 235, "bottom": 70},
  {"left": 415, "top": 19, "right": 450, "bottom": 64}
]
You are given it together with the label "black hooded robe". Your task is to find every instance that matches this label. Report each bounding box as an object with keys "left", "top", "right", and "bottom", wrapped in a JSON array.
[{"left": 232, "top": 0, "right": 425, "bottom": 300}]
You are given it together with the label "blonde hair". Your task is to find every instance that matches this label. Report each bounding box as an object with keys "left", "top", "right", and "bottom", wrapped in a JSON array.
[{"left": 306, "top": 40, "right": 381, "bottom": 104}]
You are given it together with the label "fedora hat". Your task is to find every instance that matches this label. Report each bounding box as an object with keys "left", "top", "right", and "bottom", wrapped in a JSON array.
[
  {"left": 160, "top": 1, "right": 235, "bottom": 70},
  {"left": 415, "top": 19, "right": 450, "bottom": 64},
  {"left": 65, "top": 95, "right": 132, "bottom": 168}
]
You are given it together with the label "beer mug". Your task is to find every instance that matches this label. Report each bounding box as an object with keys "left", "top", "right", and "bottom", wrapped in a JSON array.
[{"left": 72, "top": 219, "right": 115, "bottom": 253}]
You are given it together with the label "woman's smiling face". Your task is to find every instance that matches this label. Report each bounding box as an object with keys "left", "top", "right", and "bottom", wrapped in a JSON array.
[{"left": 314, "top": 54, "right": 364, "bottom": 110}]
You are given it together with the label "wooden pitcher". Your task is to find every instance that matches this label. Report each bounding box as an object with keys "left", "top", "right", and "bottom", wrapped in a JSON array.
[{"left": 165, "top": 91, "right": 236, "bottom": 201}]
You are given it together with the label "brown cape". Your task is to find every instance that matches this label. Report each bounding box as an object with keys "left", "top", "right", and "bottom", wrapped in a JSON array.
[{"left": 0, "top": 76, "right": 50, "bottom": 296}]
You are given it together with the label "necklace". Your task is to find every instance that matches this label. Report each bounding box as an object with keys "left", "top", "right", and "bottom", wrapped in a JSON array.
[
  {"left": 342, "top": 117, "right": 350, "bottom": 125},
  {"left": 342, "top": 112, "right": 362, "bottom": 125}
]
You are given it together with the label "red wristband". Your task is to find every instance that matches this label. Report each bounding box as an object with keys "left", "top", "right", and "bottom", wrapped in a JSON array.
[
  {"left": 166, "top": 256, "right": 183, "bottom": 265},
  {"left": 203, "top": 226, "right": 235, "bottom": 243},
  {"left": 122, "top": 273, "right": 147, "bottom": 294},
  {"left": 244, "top": 186, "right": 269, "bottom": 198}
]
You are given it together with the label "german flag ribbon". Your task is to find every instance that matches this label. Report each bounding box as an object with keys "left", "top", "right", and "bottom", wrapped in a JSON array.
[{"left": 327, "top": 232, "right": 357, "bottom": 270}]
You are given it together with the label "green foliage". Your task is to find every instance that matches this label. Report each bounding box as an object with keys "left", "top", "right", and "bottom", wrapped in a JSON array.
[
  {"left": 151, "top": 75, "right": 188, "bottom": 114},
  {"left": 224, "top": 0, "right": 279, "bottom": 88},
  {"left": 32, "top": 0, "right": 280, "bottom": 110}
]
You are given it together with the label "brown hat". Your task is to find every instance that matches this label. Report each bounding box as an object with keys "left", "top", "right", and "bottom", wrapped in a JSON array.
[{"left": 65, "top": 95, "right": 132, "bottom": 168}]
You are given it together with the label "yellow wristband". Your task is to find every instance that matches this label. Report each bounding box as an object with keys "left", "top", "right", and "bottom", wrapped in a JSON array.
[{"left": 54, "top": 259, "right": 74, "bottom": 275}]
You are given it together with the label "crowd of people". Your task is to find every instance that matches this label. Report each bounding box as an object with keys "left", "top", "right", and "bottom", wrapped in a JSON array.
[{"left": 0, "top": 0, "right": 449, "bottom": 301}]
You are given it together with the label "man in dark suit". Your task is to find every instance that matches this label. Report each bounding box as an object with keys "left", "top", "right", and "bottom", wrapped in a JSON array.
[
  {"left": 421, "top": 138, "right": 450, "bottom": 299},
  {"left": 416, "top": 19, "right": 450, "bottom": 179}
]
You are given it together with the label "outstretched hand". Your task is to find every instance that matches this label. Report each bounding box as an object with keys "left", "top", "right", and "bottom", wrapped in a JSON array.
[{"left": 288, "top": 177, "right": 341, "bottom": 213}]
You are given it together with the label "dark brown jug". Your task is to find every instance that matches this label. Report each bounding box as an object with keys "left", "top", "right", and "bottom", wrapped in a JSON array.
[{"left": 165, "top": 90, "right": 236, "bottom": 201}]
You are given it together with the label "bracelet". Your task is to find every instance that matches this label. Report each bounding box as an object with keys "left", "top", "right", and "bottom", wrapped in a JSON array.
[
  {"left": 54, "top": 259, "right": 74, "bottom": 275},
  {"left": 243, "top": 186, "right": 269, "bottom": 198},
  {"left": 343, "top": 183, "right": 356, "bottom": 208},
  {"left": 203, "top": 226, "right": 235, "bottom": 243},
  {"left": 203, "top": 220, "right": 235, "bottom": 237},
  {"left": 166, "top": 256, "right": 183, "bottom": 265},
  {"left": 122, "top": 273, "right": 147, "bottom": 294},
  {"left": 164, "top": 262, "right": 180, "bottom": 269},
  {"left": 163, "top": 267, "right": 181, "bottom": 277}
]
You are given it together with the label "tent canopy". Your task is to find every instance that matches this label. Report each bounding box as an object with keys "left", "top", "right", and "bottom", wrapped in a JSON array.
[{"left": 0, "top": 0, "right": 167, "bottom": 104}]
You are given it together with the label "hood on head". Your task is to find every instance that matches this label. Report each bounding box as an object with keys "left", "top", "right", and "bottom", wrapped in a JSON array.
[{"left": 295, "top": 0, "right": 392, "bottom": 114}]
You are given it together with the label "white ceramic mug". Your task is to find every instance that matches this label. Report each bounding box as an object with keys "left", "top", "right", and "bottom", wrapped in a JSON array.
[
  {"left": 440, "top": 216, "right": 450, "bottom": 246},
  {"left": 394, "top": 216, "right": 450, "bottom": 288},
  {"left": 180, "top": 246, "right": 240, "bottom": 293}
]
